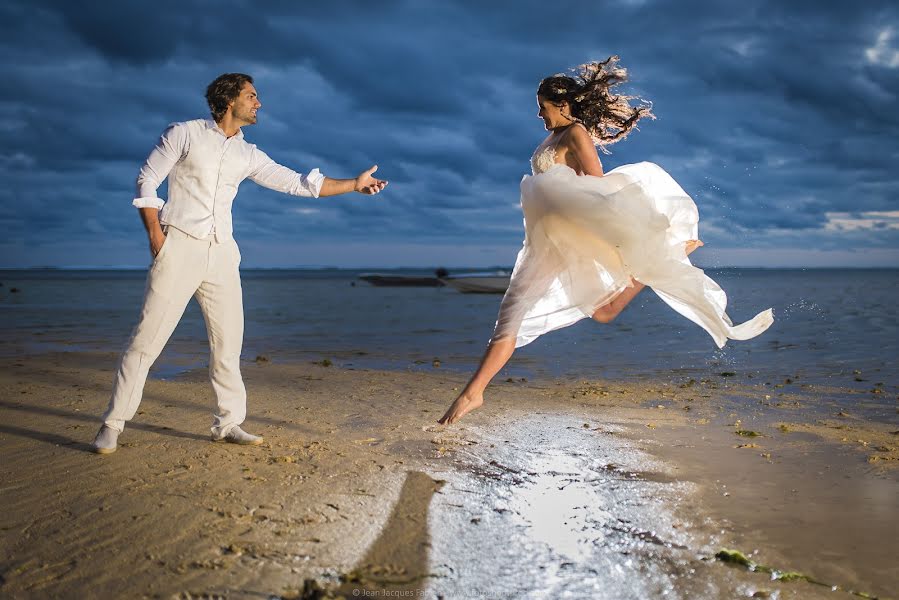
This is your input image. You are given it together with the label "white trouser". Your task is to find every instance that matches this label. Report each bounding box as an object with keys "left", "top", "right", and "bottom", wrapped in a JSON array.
[{"left": 102, "top": 227, "right": 247, "bottom": 437}]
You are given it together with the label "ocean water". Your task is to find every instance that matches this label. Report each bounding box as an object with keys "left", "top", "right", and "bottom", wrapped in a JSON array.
[{"left": 1, "top": 268, "right": 897, "bottom": 394}]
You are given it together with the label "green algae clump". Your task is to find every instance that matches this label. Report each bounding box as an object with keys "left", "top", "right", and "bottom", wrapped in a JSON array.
[
  {"left": 715, "top": 548, "right": 881, "bottom": 598},
  {"left": 735, "top": 430, "right": 763, "bottom": 437},
  {"left": 715, "top": 549, "right": 753, "bottom": 566}
]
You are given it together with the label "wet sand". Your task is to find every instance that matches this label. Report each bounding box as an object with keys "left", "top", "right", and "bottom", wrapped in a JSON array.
[{"left": 0, "top": 352, "right": 896, "bottom": 599}]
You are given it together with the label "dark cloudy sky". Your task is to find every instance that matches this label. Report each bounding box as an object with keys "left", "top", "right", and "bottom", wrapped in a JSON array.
[{"left": 2, "top": 0, "right": 897, "bottom": 268}]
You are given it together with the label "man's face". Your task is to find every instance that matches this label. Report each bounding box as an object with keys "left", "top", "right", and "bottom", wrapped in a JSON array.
[{"left": 229, "top": 82, "right": 261, "bottom": 126}]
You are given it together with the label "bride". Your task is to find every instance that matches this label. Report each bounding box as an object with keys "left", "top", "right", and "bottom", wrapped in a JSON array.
[{"left": 439, "top": 56, "right": 773, "bottom": 425}]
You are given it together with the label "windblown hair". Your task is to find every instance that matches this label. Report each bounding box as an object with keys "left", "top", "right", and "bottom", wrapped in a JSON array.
[
  {"left": 205, "top": 73, "right": 254, "bottom": 122},
  {"left": 537, "top": 56, "right": 654, "bottom": 153}
]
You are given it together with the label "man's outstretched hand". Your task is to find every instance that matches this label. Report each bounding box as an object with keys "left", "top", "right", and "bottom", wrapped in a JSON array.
[{"left": 354, "top": 165, "right": 388, "bottom": 194}]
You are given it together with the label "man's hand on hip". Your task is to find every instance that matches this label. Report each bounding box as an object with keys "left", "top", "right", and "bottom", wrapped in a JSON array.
[
  {"left": 149, "top": 226, "right": 167, "bottom": 257},
  {"left": 137, "top": 207, "right": 166, "bottom": 258}
]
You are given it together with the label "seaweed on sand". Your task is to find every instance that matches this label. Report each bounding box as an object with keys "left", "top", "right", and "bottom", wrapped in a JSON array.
[{"left": 714, "top": 549, "right": 878, "bottom": 599}]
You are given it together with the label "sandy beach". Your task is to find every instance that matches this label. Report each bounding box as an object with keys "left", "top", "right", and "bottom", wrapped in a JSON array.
[{"left": 0, "top": 351, "right": 896, "bottom": 599}]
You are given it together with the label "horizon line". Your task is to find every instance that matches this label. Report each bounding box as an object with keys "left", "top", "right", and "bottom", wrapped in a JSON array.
[{"left": 2, "top": 265, "right": 898, "bottom": 272}]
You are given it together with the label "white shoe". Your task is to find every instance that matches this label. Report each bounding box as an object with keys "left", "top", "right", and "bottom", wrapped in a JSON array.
[
  {"left": 212, "top": 426, "right": 264, "bottom": 446},
  {"left": 92, "top": 425, "right": 120, "bottom": 454}
]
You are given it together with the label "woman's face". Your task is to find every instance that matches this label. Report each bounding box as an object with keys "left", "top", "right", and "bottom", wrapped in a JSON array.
[{"left": 537, "top": 95, "right": 571, "bottom": 131}]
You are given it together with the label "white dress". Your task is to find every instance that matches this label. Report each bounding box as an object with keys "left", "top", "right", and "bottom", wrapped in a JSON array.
[{"left": 492, "top": 136, "right": 774, "bottom": 349}]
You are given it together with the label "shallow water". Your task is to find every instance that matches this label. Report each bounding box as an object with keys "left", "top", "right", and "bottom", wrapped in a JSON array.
[
  {"left": 1, "top": 268, "right": 896, "bottom": 393},
  {"left": 422, "top": 411, "right": 874, "bottom": 600}
]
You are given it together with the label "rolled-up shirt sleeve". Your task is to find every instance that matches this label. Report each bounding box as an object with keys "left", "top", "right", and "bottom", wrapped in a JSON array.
[
  {"left": 133, "top": 123, "right": 189, "bottom": 209},
  {"left": 247, "top": 147, "right": 325, "bottom": 198}
]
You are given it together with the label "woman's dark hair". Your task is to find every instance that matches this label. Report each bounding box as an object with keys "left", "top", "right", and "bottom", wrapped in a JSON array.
[
  {"left": 537, "top": 56, "right": 653, "bottom": 152},
  {"left": 205, "top": 73, "right": 254, "bottom": 122}
]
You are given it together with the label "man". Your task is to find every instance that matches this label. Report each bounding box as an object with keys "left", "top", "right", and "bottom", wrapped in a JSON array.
[{"left": 91, "top": 73, "right": 387, "bottom": 454}]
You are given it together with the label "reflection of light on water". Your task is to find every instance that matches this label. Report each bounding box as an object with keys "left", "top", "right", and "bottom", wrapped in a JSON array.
[
  {"left": 435, "top": 417, "right": 711, "bottom": 599},
  {"left": 506, "top": 452, "right": 610, "bottom": 561}
]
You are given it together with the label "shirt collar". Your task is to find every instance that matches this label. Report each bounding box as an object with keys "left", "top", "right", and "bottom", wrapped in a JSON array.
[{"left": 206, "top": 118, "right": 244, "bottom": 140}]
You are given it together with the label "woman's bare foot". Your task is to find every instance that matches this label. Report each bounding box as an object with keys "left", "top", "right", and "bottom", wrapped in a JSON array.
[
  {"left": 686, "top": 239, "right": 704, "bottom": 256},
  {"left": 438, "top": 392, "right": 484, "bottom": 425}
]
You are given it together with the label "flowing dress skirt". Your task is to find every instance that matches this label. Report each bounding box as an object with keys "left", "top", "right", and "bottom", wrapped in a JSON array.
[{"left": 493, "top": 162, "right": 774, "bottom": 348}]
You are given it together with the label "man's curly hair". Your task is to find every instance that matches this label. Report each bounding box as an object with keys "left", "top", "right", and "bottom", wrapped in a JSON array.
[{"left": 205, "top": 73, "right": 254, "bottom": 122}]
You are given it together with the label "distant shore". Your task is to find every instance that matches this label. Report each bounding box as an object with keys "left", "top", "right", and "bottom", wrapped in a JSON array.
[{"left": 0, "top": 351, "right": 895, "bottom": 598}]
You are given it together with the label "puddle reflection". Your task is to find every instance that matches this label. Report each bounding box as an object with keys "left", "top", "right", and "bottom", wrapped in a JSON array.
[{"left": 507, "top": 452, "right": 612, "bottom": 561}]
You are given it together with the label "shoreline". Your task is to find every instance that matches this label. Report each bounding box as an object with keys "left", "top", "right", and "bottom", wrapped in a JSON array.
[{"left": 0, "top": 351, "right": 896, "bottom": 598}]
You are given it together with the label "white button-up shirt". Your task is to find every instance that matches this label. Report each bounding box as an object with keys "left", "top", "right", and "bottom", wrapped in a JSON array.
[{"left": 132, "top": 119, "right": 325, "bottom": 241}]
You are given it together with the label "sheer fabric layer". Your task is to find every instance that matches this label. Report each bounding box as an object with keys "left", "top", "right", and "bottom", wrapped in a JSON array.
[{"left": 494, "top": 159, "right": 773, "bottom": 348}]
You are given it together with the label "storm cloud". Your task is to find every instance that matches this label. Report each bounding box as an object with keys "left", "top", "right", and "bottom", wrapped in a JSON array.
[{"left": 2, "top": 0, "right": 897, "bottom": 267}]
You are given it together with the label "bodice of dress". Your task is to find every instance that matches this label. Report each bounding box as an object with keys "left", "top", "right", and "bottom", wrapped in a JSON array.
[{"left": 530, "top": 143, "right": 558, "bottom": 175}]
